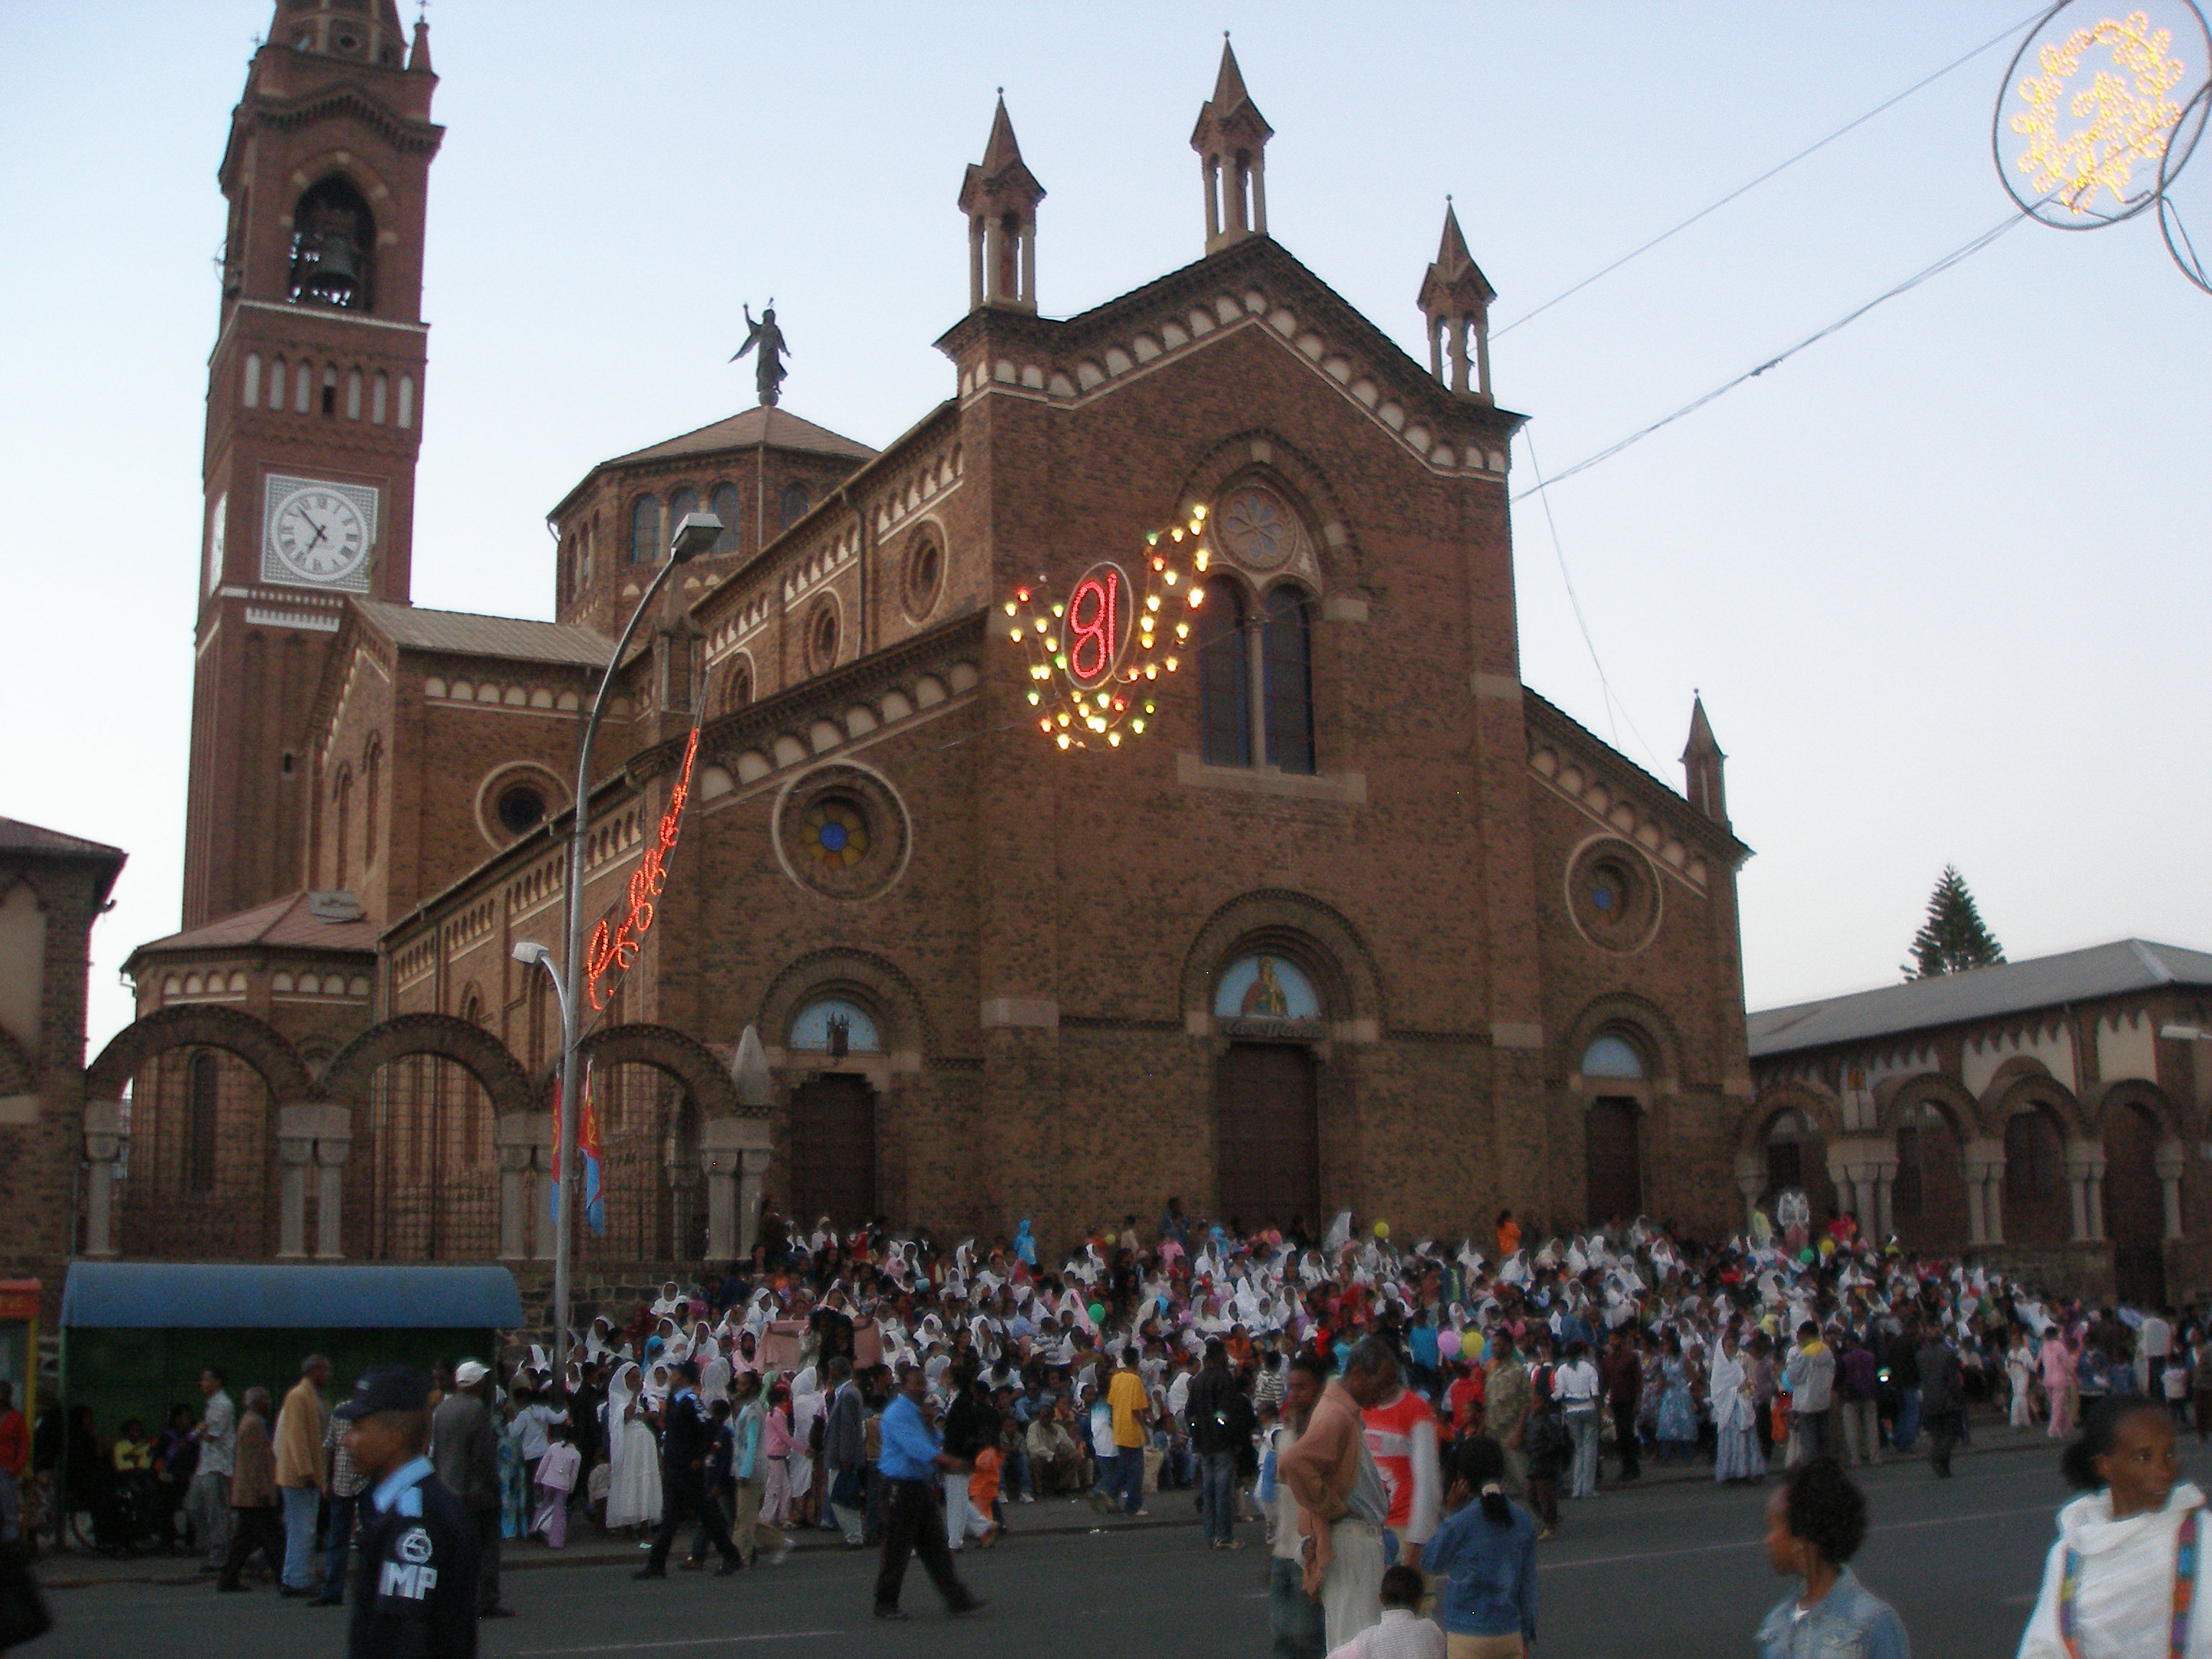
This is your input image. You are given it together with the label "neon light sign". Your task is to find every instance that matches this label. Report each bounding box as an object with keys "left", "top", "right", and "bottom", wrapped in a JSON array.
[
  {"left": 585, "top": 725, "right": 700, "bottom": 1010},
  {"left": 1006, "top": 505, "right": 1211, "bottom": 751}
]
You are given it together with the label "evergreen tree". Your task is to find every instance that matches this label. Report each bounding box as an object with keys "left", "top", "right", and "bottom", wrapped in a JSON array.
[{"left": 1902, "top": 866, "right": 2006, "bottom": 980}]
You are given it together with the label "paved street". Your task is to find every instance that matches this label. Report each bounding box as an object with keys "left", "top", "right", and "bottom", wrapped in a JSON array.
[{"left": 30, "top": 1436, "right": 2169, "bottom": 1659}]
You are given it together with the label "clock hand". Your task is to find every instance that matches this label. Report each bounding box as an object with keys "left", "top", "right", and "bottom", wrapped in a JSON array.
[{"left": 306, "top": 520, "right": 330, "bottom": 550}]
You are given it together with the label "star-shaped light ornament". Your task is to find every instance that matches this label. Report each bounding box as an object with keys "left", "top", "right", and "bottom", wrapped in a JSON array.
[{"left": 1005, "top": 505, "right": 1212, "bottom": 751}]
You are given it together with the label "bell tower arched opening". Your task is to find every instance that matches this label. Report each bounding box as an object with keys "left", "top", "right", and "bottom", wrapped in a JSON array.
[{"left": 288, "top": 175, "right": 377, "bottom": 311}]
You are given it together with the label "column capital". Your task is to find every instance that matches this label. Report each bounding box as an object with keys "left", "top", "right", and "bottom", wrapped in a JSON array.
[
  {"left": 2158, "top": 1138, "right": 2190, "bottom": 1180},
  {"left": 1960, "top": 1138, "right": 2008, "bottom": 1181},
  {"left": 2063, "top": 1138, "right": 2108, "bottom": 1179}
]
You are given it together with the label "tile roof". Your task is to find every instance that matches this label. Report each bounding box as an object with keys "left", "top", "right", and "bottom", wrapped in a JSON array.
[
  {"left": 0, "top": 817, "right": 125, "bottom": 861},
  {"left": 607, "top": 405, "right": 877, "bottom": 467},
  {"left": 1748, "top": 939, "right": 2212, "bottom": 1058},
  {"left": 351, "top": 600, "right": 614, "bottom": 667},
  {"left": 130, "top": 891, "right": 377, "bottom": 958}
]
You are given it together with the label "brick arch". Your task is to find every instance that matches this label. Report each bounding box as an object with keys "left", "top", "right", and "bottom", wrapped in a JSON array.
[
  {"left": 319, "top": 1012, "right": 534, "bottom": 1117},
  {"left": 1984, "top": 1069, "right": 2089, "bottom": 1140},
  {"left": 85, "top": 1004, "right": 315, "bottom": 1105},
  {"left": 759, "top": 948, "right": 932, "bottom": 1058},
  {"left": 1559, "top": 991, "right": 1686, "bottom": 1090},
  {"left": 1874, "top": 1072, "right": 1984, "bottom": 1141},
  {"left": 1180, "top": 889, "right": 1384, "bottom": 1027},
  {"left": 2095, "top": 1076, "right": 2188, "bottom": 1143},
  {"left": 1174, "top": 428, "right": 1365, "bottom": 591},
  {"left": 1735, "top": 1080, "right": 1845, "bottom": 1155},
  {"left": 0, "top": 1025, "right": 34, "bottom": 1096},
  {"left": 570, "top": 1022, "right": 745, "bottom": 1118}
]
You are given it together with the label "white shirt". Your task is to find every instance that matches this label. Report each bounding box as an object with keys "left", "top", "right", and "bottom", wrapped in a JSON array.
[
  {"left": 1554, "top": 1357, "right": 1602, "bottom": 1407},
  {"left": 1324, "top": 1608, "right": 1446, "bottom": 1659}
]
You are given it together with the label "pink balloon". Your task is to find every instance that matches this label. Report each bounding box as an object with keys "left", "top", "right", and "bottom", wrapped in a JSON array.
[{"left": 1437, "top": 1328, "right": 1462, "bottom": 1359}]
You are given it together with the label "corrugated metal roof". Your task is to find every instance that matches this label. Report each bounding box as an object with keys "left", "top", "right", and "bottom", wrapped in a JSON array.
[
  {"left": 0, "top": 817, "right": 125, "bottom": 860},
  {"left": 353, "top": 599, "right": 614, "bottom": 667},
  {"left": 608, "top": 405, "right": 876, "bottom": 467},
  {"left": 132, "top": 891, "right": 377, "bottom": 957},
  {"left": 62, "top": 1262, "right": 521, "bottom": 1329},
  {"left": 1748, "top": 939, "right": 2212, "bottom": 1057}
]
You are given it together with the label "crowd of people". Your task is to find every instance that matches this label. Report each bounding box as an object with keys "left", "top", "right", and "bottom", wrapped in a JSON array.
[{"left": 26, "top": 1192, "right": 2212, "bottom": 1655}]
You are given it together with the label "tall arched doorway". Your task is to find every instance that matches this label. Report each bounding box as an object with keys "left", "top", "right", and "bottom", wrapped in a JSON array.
[
  {"left": 1214, "top": 1043, "right": 1319, "bottom": 1236},
  {"left": 2004, "top": 1105, "right": 2069, "bottom": 1245},
  {"left": 2107, "top": 1102, "right": 2167, "bottom": 1308},
  {"left": 1890, "top": 1100, "right": 1969, "bottom": 1252},
  {"left": 784, "top": 997, "right": 880, "bottom": 1228},
  {"left": 1585, "top": 1100, "right": 1642, "bottom": 1225}
]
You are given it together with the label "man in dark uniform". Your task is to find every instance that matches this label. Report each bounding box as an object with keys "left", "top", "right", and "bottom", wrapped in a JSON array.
[
  {"left": 337, "top": 1365, "right": 482, "bottom": 1659},
  {"left": 637, "top": 1359, "right": 743, "bottom": 1578}
]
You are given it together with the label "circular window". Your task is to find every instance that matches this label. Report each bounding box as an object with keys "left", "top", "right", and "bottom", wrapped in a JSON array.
[
  {"left": 808, "top": 603, "right": 840, "bottom": 672},
  {"left": 774, "top": 765, "right": 911, "bottom": 902},
  {"left": 1565, "top": 837, "right": 1661, "bottom": 954},
  {"left": 904, "top": 536, "right": 943, "bottom": 621},
  {"left": 1218, "top": 487, "right": 1290, "bottom": 570},
  {"left": 496, "top": 783, "right": 547, "bottom": 835},
  {"left": 802, "top": 797, "right": 870, "bottom": 868}
]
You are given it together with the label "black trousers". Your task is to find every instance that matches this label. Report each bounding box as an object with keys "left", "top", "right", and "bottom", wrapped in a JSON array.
[
  {"left": 650, "top": 1470, "right": 739, "bottom": 1570},
  {"left": 1611, "top": 1401, "right": 1640, "bottom": 1478},
  {"left": 1928, "top": 1409, "right": 1964, "bottom": 1475},
  {"left": 873, "top": 1479, "right": 974, "bottom": 1612},
  {"left": 216, "top": 1506, "right": 284, "bottom": 1588}
]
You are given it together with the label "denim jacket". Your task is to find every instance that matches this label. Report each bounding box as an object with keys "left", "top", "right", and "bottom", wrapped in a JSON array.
[{"left": 1757, "top": 1568, "right": 1910, "bottom": 1659}]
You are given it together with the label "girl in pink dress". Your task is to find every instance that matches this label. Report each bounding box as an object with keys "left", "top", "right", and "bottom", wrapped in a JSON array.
[
  {"left": 2041, "top": 1331, "right": 2079, "bottom": 1438},
  {"left": 760, "top": 1384, "right": 795, "bottom": 1525}
]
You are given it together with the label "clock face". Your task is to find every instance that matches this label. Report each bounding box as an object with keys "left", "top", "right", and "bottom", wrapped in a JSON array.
[{"left": 260, "top": 475, "right": 377, "bottom": 590}]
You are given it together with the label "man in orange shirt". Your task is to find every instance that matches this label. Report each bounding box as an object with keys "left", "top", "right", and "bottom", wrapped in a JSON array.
[{"left": 1362, "top": 1372, "right": 1442, "bottom": 1569}]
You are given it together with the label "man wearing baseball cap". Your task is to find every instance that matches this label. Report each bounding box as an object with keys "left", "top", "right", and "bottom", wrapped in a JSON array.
[
  {"left": 336, "top": 1365, "right": 480, "bottom": 1659},
  {"left": 430, "top": 1359, "right": 511, "bottom": 1619}
]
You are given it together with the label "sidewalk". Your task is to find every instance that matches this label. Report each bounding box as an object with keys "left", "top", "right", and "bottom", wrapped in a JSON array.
[{"left": 34, "top": 1417, "right": 2066, "bottom": 1591}]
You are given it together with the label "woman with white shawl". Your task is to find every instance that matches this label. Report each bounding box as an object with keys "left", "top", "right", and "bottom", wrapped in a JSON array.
[
  {"left": 787, "top": 1366, "right": 824, "bottom": 1527},
  {"left": 603, "top": 1362, "right": 663, "bottom": 1535},
  {"left": 1709, "top": 1326, "right": 1764, "bottom": 1484}
]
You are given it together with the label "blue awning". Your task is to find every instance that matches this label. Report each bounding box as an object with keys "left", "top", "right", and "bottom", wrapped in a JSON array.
[{"left": 61, "top": 1263, "right": 522, "bottom": 1331}]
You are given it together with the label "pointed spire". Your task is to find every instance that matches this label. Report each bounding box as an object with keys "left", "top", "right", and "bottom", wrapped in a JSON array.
[
  {"left": 1420, "top": 198, "right": 1496, "bottom": 400},
  {"left": 981, "top": 91, "right": 1022, "bottom": 175},
  {"left": 408, "top": 14, "right": 432, "bottom": 72},
  {"left": 1681, "top": 694, "right": 1728, "bottom": 825},
  {"left": 1192, "top": 36, "right": 1274, "bottom": 254},
  {"left": 958, "top": 92, "right": 1045, "bottom": 313}
]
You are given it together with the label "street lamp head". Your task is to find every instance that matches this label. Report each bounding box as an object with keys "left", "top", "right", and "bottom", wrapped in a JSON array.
[
  {"left": 669, "top": 511, "right": 722, "bottom": 563},
  {"left": 2162, "top": 1024, "right": 2208, "bottom": 1042},
  {"left": 512, "top": 940, "right": 554, "bottom": 968}
]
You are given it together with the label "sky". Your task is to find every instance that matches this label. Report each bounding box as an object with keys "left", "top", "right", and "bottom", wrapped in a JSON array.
[{"left": 3, "top": 2, "right": 2208, "bottom": 1060}]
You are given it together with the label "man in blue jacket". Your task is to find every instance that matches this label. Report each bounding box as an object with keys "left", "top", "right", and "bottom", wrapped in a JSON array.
[
  {"left": 873, "top": 1365, "right": 984, "bottom": 1621},
  {"left": 338, "top": 1365, "right": 480, "bottom": 1659}
]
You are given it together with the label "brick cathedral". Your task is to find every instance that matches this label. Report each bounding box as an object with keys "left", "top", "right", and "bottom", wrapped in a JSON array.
[{"left": 11, "top": 5, "right": 1770, "bottom": 1305}]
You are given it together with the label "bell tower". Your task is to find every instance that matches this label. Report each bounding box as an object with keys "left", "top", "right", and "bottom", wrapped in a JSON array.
[
  {"left": 184, "top": 1, "right": 442, "bottom": 927},
  {"left": 958, "top": 96, "right": 1044, "bottom": 313},
  {"left": 1191, "top": 37, "right": 1272, "bottom": 254}
]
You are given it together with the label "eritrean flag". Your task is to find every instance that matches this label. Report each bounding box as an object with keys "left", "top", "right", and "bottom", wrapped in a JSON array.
[{"left": 552, "top": 1071, "right": 608, "bottom": 1236}]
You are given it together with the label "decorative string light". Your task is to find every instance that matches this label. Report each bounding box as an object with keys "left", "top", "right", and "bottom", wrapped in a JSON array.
[{"left": 1004, "top": 505, "right": 1211, "bottom": 751}]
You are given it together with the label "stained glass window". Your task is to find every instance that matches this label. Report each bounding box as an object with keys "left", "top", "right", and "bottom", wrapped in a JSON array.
[{"left": 801, "top": 798, "right": 868, "bottom": 868}]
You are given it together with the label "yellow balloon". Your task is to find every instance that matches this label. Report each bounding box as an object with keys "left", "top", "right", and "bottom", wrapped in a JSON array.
[{"left": 1373, "top": 1221, "right": 1390, "bottom": 1240}]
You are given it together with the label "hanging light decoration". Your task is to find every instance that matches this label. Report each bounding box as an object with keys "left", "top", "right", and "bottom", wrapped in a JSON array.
[{"left": 1004, "top": 504, "right": 1210, "bottom": 752}]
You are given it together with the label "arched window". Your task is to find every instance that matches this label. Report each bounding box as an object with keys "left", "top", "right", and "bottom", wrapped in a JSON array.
[
  {"left": 1766, "top": 1109, "right": 1810, "bottom": 1195},
  {"left": 1198, "top": 581, "right": 1250, "bottom": 767},
  {"left": 364, "top": 739, "right": 382, "bottom": 863},
  {"left": 631, "top": 495, "right": 662, "bottom": 564},
  {"left": 710, "top": 485, "right": 742, "bottom": 553},
  {"left": 667, "top": 488, "right": 700, "bottom": 542},
  {"left": 186, "top": 1051, "right": 218, "bottom": 1195},
  {"left": 320, "top": 364, "right": 338, "bottom": 416},
  {"left": 397, "top": 374, "right": 413, "bottom": 428},
  {"left": 721, "top": 658, "right": 752, "bottom": 714},
  {"left": 780, "top": 482, "right": 811, "bottom": 530},
  {"left": 2005, "top": 1109, "right": 2063, "bottom": 1201},
  {"left": 269, "top": 356, "right": 288, "bottom": 413},
  {"left": 371, "top": 370, "right": 387, "bottom": 425},
  {"left": 243, "top": 354, "right": 261, "bottom": 408},
  {"left": 790, "top": 997, "right": 881, "bottom": 1057},
  {"left": 333, "top": 768, "right": 354, "bottom": 888},
  {"left": 346, "top": 368, "right": 361, "bottom": 419},
  {"left": 1579, "top": 1033, "right": 1644, "bottom": 1079},
  {"left": 295, "top": 361, "right": 314, "bottom": 413},
  {"left": 288, "top": 175, "right": 376, "bottom": 310},
  {"left": 1262, "top": 585, "right": 1315, "bottom": 773}
]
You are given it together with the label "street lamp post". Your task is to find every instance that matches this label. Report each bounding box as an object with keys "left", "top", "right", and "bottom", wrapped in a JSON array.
[{"left": 516, "top": 510, "right": 721, "bottom": 1390}]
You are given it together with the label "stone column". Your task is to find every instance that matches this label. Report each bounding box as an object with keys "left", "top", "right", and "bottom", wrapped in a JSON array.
[
  {"left": 495, "top": 1112, "right": 552, "bottom": 1263},
  {"left": 2064, "top": 1141, "right": 2106, "bottom": 1242},
  {"left": 1961, "top": 1140, "right": 2006, "bottom": 1246},
  {"left": 315, "top": 1130, "right": 350, "bottom": 1259},
  {"left": 1732, "top": 1153, "right": 1764, "bottom": 1230},
  {"left": 276, "top": 1128, "right": 315, "bottom": 1260},
  {"left": 81, "top": 1100, "right": 128, "bottom": 1259},
  {"left": 701, "top": 1118, "right": 770, "bottom": 1262},
  {"left": 2158, "top": 1139, "right": 2189, "bottom": 1241}
]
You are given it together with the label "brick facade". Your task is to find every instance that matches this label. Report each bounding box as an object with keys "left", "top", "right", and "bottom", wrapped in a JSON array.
[{"left": 72, "top": 39, "right": 1759, "bottom": 1304}]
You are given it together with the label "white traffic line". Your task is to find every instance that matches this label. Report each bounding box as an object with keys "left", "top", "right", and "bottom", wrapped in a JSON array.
[{"left": 516, "top": 1633, "right": 842, "bottom": 1655}]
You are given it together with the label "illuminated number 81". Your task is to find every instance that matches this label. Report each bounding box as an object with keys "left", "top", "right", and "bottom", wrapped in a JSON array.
[{"left": 1066, "top": 567, "right": 1121, "bottom": 685}]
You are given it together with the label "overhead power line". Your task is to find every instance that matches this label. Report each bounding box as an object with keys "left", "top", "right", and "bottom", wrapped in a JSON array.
[
  {"left": 1492, "top": 6, "right": 2046, "bottom": 340},
  {"left": 1511, "top": 210, "right": 2032, "bottom": 503}
]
